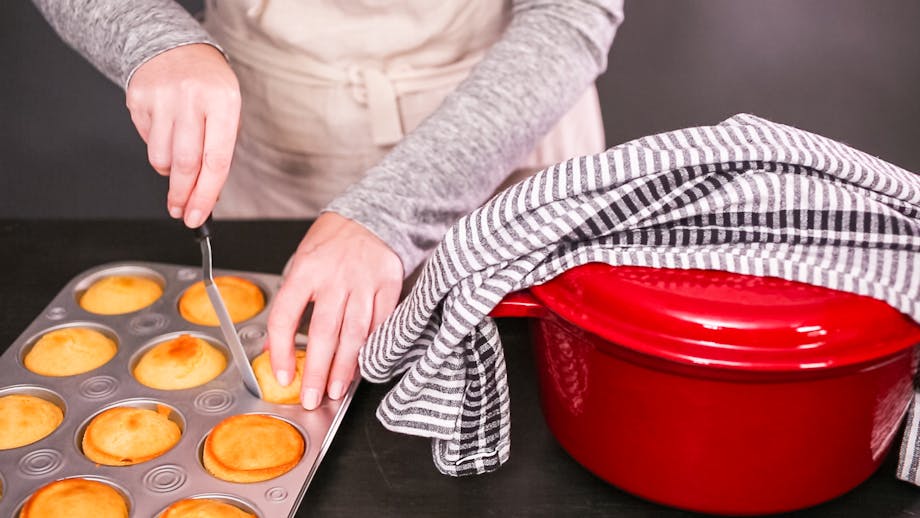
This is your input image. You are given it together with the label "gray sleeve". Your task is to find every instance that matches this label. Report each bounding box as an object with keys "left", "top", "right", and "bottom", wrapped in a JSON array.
[
  {"left": 30, "top": 0, "right": 221, "bottom": 89},
  {"left": 325, "top": 0, "right": 625, "bottom": 276}
]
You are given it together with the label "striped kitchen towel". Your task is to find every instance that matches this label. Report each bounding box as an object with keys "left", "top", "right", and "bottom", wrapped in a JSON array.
[{"left": 358, "top": 113, "right": 920, "bottom": 477}]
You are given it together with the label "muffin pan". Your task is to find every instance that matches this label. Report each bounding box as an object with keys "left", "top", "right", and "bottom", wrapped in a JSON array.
[{"left": 0, "top": 261, "right": 358, "bottom": 517}]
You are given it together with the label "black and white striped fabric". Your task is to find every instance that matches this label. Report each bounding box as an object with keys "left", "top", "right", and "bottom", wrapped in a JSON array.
[{"left": 358, "top": 114, "right": 920, "bottom": 477}]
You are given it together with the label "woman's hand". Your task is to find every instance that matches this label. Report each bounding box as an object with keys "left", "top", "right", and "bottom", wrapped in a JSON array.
[
  {"left": 126, "top": 43, "right": 241, "bottom": 228},
  {"left": 267, "top": 212, "right": 404, "bottom": 409}
]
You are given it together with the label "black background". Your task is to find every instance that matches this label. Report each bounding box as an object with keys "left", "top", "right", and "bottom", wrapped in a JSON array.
[{"left": 2, "top": 0, "right": 919, "bottom": 218}]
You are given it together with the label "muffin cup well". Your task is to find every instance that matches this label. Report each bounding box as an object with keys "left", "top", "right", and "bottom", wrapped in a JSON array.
[
  {"left": 155, "top": 493, "right": 263, "bottom": 518},
  {"left": 175, "top": 275, "right": 269, "bottom": 327},
  {"left": 73, "top": 265, "right": 167, "bottom": 315},
  {"left": 75, "top": 399, "right": 186, "bottom": 465},
  {"left": 18, "top": 322, "right": 119, "bottom": 377},
  {"left": 197, "top": 413, "right": 310, "bottom": 484},
  {"left": 129, "top": 332, "right": 229, "bottom": 390},
  {"left": 14, "top": 475, "right": 133, "bottom": 518},
  {"left": 0, "top": 385, "right": 67, "bottom": 450}
]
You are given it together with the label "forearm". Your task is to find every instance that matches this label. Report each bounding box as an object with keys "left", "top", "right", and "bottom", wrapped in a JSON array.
[
  {"left": 31, "top": 0, "right": 219, "bottom": 88},
  {"left": 326, "top": 0, "right": 625, "bottom": 275}
]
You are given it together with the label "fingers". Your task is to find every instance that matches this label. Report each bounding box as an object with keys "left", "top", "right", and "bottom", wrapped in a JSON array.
[
  {"left": 301, "top": 290, "right": 347, "bottom": 410},
  {"left": 183, "top": 97, "right": 240, "bottom": 228},
  {"left": 266, "top": 267, "right": 313, "bottom": 391},
  {"left": 124, "top": 44, "right": 241, "bottom": 225},
  {"left": 262, "top": 213, "right": 404, "bottom": 410},
  {"left": 327, "top": 289, "right": 374, "bottom": 400},
  {"left": 371, "top": 280, "right": 402, "bottom": 332},
  {"left": 146, "top": 114, "right": 174, "bottom": 179},
  {"left": 265, "top": 335, "right": 296, "bottom": 389},
  {"left": 151, "top": 101, "right": 239, "bottom": 227},
  {"left": 322, "top": 282, "right": 400, "bottom": 401},
  {"left": 168, "top": 105, "right": 205, "bottom": 224}
]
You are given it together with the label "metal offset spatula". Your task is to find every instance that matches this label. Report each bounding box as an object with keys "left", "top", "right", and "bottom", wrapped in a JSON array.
[{"left": 193, "top": 217, "right": 263, "bottom": 399}]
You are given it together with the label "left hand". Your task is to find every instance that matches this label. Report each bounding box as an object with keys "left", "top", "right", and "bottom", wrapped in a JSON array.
[{"left": 265, "top": 212, "right": 404, "bottom": 409}]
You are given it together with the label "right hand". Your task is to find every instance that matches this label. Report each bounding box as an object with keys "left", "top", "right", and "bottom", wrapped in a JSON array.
[
  {"left": 126, "top": 43, "right": 241, "bottom": 229},
  {"left": 266, "top": 212, "right": 404, "bottom": 410}
]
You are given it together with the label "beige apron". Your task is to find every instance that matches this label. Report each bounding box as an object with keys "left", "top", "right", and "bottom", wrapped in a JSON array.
[{"left": 204, "top": 0, "right": 606, "bottom": 219}]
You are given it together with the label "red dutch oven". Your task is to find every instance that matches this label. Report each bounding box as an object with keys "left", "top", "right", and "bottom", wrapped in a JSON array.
[{"left": 491, "top": 263, "right": 920, "bottom": 516}]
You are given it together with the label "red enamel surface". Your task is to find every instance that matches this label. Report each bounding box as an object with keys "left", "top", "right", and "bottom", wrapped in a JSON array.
[
  {"left": 491, "top": 263, "right": 920, "bottom": 515},
  {"left": 529, "top": 264, "right": 919, "bottom": 372}
]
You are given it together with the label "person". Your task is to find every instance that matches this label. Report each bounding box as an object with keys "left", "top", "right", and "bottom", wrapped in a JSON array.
[{"left": 32, "top": 0, "right": 624, "bottom": 410}]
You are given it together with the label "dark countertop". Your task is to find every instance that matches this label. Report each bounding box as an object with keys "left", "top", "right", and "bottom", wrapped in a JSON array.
[{"left": 1, "top": 220, "right": 918, "bottom": 517}]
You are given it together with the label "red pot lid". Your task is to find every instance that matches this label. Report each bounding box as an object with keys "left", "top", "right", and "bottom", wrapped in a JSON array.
[{"left": 529, "top": 263, "right": 920, "bottom": 372}]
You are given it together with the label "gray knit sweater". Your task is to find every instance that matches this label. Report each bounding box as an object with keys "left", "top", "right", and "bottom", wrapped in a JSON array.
[{"left": 31, "top": 0, "right": 624, "bottom": 274}]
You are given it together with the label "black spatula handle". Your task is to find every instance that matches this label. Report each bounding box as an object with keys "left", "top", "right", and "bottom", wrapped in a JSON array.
[{"left": 193, "top": 214, "right": 214, "bottom": 242}]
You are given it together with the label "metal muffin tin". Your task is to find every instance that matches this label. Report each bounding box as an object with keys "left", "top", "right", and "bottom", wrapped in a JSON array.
[{"left": 0, "top": 261, "right": 358, "bottom": 517}]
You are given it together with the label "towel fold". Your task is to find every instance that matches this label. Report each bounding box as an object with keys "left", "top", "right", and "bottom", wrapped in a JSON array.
[{"left": 358, "top": 113, "right": 920, "bottom": 476}]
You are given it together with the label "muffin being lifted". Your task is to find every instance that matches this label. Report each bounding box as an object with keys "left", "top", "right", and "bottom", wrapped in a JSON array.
[{"left": 252, "top": 349, "right": 306, "bottom": 404}]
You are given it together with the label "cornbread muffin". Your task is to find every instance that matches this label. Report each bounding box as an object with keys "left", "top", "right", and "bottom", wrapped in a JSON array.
[
  {"left": 203, "top": 414, "right": 305, "bottom": 483},
  {"left": 0, "top": 395, "right": 63, "bottom": 450},
  {"left": 19, "top": 478, "right": 128, "bottom": 518},
  {"left": 134, "top": 334, "right": 226, "bottom": 390},
  {"left": 252, "top": 349, "right": 306, "bottom": 404},
  {"left": 24, "top": 327, "right": 117, "bottom": 376},
  {"left": 162, "top": 498, "right": 256, "bottom": 518},
  {"left": 82, "top": 406, "right": 181, "bottom": 466},
  {"left": 79, "top": 275, "right": 163, "bottom": 315},
  {"left": 179, "top": 276, "right": 265, "bottom": 326}
]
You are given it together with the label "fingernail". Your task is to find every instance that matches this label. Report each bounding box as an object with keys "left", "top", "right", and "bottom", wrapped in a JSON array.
[
  {"left": 328, "top": 381, "right": 345, "bottom": 400},
  {"left": 168, "top": 206, "right": 182, "bottom": 219},
  {"left": 302, "top": 388, "right": 321, "bottom": 410},
  {"left": 276, "top": 369, "right": 292, "bottom": 387},
  {"left": 187, "top": 209, "right": 203, "bottom": 227}
]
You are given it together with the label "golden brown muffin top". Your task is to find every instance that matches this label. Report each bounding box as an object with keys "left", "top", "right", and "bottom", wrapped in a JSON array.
[
  {"left": 203, "top": 414, "right": 304, "bottom": 483},
  {"left": 80, "top": 275, "right": 163, "bottom": 315},
  {"left": 0, "top": 394, "right": 63, "bottom": 450},
  {"left": 161, "top": 498, "right": 256, "bottom": 518},
  {"left": 251, "top": 349, "right": 306, "bottom": 404},
  {"left": 133, "top": 334, "right": 226, "bottom": 390},
  {"left": 24, "top": 327, "right": 117, "bottom": 377},
  {"left": 82, "top": 405, "right": 181, "bottom": 466},
  {"left": 179, "top": 276, "right": 265, "bottom": 326},
  {"left": 19, "top": 478, "right": 128, "bottom": 518}
]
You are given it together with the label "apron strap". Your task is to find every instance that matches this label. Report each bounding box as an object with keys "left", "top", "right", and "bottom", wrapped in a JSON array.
[{"left": 355, "top": 68, "right": 404, "bottom": 146}]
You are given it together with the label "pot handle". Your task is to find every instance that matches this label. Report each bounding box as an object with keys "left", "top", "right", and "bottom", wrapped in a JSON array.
[{"left": 489, "top": 290, "right": 548, "bottom": 319}]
